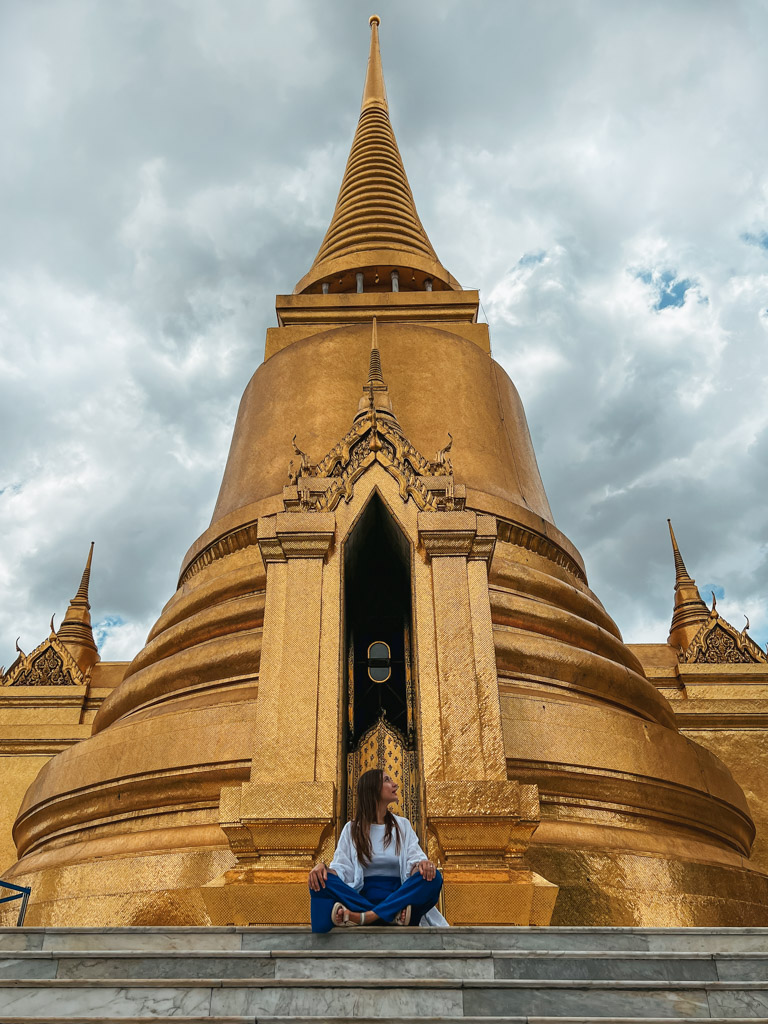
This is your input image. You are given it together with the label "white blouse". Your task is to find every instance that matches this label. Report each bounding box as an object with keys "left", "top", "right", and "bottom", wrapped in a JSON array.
[{"left": 328, "top": 814, "right": 449, "bottom": 928}]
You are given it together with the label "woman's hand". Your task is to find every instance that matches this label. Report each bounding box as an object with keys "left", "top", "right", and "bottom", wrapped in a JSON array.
[
  {"left": 308, "top": 861, "right": 328, "bottom": 891},
  {"left": 412, "top": 859, "right": 436, "bottom": 881}
]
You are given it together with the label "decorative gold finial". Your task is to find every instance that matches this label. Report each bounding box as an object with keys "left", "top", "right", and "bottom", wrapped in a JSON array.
[
  {"left": 367, "top": 318, "right": 386, "bottom": 387},
  {"left": 57, "top": 542, "right": 100, "bottom": 674},
  {"left": 293, "top": 6, "right": 459, "bottom": 295},
  {"left": 50, "top": 613, "right": 56, "bottom": 636},
  {"left": 666, "top": 518, "right": 710, "bottom": 653},
  {"left": 667, "top": 519, "right": 695, "bottom": 585},
  {"left": 74, "top": 541, "right": 95, "bottom": 602},
  {"left": 355, "top": 318, "right": 398, "bottom": 425},
  {"left": 362, "top": 12, "right": 387, "bottom": 112}
]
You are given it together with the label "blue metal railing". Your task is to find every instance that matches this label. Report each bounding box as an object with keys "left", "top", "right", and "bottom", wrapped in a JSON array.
[{"left": 0, "top": 880, "right": 30, "bottom": 926}]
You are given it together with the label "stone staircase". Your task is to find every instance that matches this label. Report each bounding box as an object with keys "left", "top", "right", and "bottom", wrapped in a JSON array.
[{"left": 1, "top": 925, "right": 767, "bottom": 1022}]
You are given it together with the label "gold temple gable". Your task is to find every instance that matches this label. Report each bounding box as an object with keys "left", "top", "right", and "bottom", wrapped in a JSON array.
[
  {"left": 681, "top": 605, "right": 767, "bottom": 665},
  {"left": 284, "top": 320, "right": 463, "bottom": 515},
  {"left": 2, "top": 633, "right": 84, "bottom": 688}
]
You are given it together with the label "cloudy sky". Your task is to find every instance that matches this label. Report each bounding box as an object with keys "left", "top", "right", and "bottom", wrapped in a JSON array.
[{"left": 1, "top": 0, "right": 767, "bottom": 670}]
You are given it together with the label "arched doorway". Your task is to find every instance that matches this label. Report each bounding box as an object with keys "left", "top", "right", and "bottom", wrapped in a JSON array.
[{"left": 343, "top": 493, "right": 419, "bottom": 829}]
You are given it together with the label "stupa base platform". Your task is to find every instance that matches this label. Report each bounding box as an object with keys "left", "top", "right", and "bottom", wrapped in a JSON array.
[
  {"left": 1, "top": 925, "right": 768, "bottom": 1020},
  {"left": 199, "top": 866, "right": 558, "bottom": 928}
]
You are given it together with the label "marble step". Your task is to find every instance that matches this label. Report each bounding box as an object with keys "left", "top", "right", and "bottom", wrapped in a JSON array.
[
  {"left": 3, "top": 926, "right": 768, "bottom": 953},
  {"left": 2, "top": 979, "right": 768, "bottom": 1019},
  {"left": 1, "top": 1019, "right": 765, "bottom": 1024},
  {"left": 2, "top": 948, "right": 768, "bottom": 981},
  {"left": 1, "top": 1020, "right": 255, "bottom": 1024},
  {"left": 3, "top": 1020, "right": 765, "bottom": 1024}
]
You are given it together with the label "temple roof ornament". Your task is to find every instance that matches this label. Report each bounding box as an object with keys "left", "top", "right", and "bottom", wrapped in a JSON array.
[
  {"left": 56, "top": 541, "right": 100, "bottom": 674},
  {"left": 293, "top": 15, "right": 460, "bottom": 295},
  {"left": 680, "top": 594, "right": 768, "bottom": 665},
  {"left": 667, "top": 521, "right": 767, "bottom": 664},
  {"left": 667, "top": 519, "right": 712, "bottom": 651},
  {"left": 0, "top": 544, "right": 100, "bottom": 686},
  {"left": 1, "top": 632, "right": 84, "bottom": 687},
  {"left": 285, "top": 319, "right": 461, "bottom": 513}
]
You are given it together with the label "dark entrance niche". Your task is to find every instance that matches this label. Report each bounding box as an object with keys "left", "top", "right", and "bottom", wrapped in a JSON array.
[{"left": 343, "top": 494, "right": 413, "bottom": 748}]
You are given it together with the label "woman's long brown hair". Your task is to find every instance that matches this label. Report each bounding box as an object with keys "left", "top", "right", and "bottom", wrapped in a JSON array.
[{"left": 351, "top": 768, "right": 401, "bottom": 865}]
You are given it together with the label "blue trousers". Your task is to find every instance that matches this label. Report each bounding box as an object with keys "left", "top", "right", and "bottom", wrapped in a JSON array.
[{"left": 309, "top": 871, "right": 443, "bottom": 933}]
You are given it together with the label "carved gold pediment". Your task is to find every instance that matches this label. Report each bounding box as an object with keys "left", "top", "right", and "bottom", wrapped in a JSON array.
[
  {"left": 285, "top": 322, "right": 464, "bottom": 519},
  {"left": 1, "top": 633, "right": 85, "bottom": 686},
  {"left": 681, "top": 611, "right": 767, "bottom": 665},
  {"left": 285, "top": 410, "right": 462, "bottom": 514}
]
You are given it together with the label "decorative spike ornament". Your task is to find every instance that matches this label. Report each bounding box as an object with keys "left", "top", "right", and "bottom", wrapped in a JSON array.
[
  {"left": 667, "top": 519, "right": 710, "bottom": 652},
  {"left": 355, "top": 318, "right": 397, "bottom": 424},
  {"left": 57, "top": 542, "right": 99, "bottom": 675}
]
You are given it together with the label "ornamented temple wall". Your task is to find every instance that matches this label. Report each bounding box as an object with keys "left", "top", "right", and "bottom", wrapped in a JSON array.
[
  {"left": 0, "top": 663, "right": 127, "bottom": 872},
  {"left": 630, "top": 642, "right": 768, "bottom": 873}
]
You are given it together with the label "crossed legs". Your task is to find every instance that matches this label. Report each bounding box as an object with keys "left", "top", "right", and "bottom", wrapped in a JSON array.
[{"left": 309, "top": 871, "right": 443, "bottom": 933}]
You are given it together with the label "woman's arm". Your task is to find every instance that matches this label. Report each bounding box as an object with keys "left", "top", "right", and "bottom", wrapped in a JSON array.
[
  {"left": 402, "top": 817, "right": 434, "bottom": 877},
  {"left": 327, "top": 822, "right": 356, "bottom": 885}
]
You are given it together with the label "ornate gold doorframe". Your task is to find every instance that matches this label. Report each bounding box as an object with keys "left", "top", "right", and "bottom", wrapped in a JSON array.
[{"left": 347, "top": 714, "right": 419, "bottom": 825}]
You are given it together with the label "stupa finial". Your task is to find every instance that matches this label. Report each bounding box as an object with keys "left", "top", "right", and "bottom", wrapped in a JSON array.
[
  {"left": 362, "top": 15, "right": 387, "bottom": 112},
  {"left": 57, "top": 542, "right": 100, "bottom": 674},
  {"left": 294, "top": 15, "right": 459, "bottom": 295},
  {"left": 356, "top": 318, "right": 398, "bottom": 425},
  {"left": 367, "top": 317, "right": 386, "bottom": 388},
  {"left": 666, "top": 519, "right": 710, "bottom": 652},
  {"left": 667, "top": 519, "right": 695, "bottom": 586}
]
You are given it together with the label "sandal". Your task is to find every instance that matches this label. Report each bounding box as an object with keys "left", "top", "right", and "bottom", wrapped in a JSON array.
[
  {"left": 332, "top": 902, "right": 365, "bottom": 927},
  {"left": 395, "top": 905, "right": 412, "bottom": 926}
]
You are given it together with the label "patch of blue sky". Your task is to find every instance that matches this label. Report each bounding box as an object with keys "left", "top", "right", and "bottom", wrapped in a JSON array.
[
  {"left": 633, "top": 267, "right": 698, "bottom": 310},
  {"left": 518, "top": 249, "right": 547, "bottom": 267},
  {"left": 701, "top": 583, "right": 725, "bottom": 605},
  {"left": 741, "top": 230, "right": 768, "bottom": 250},
  {"left": 93, "top": 614, "right": 125, "bottom": 651}
]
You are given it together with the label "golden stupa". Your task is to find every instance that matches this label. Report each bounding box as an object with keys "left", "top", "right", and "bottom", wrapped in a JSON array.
[{"left": 2, "top": 17, "right": 768, "bottom": 927}]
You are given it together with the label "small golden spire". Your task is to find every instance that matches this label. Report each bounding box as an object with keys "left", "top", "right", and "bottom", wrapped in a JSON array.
[
  {"left": 57, "top": 542, "right": 100, "bottom": 675},
  {"left": 668, "top": 519, "right": 695, "bottom": 585},
  {"left": 367, "top": 317, "right": 386, "bottom": 388},
  {"left": 362, "top": 15, "right": 387, "bottom": 112},
  {"left": 356, "top": 318, "right": 397, "bottom": 425},
  {"left": 666, "top": 519, "right": 710, "bottom": 652}
]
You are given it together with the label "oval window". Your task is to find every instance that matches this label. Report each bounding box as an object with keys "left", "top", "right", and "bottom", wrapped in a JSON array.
[{"left": 367, "top": 641, "right": 391, "bottom": 683}]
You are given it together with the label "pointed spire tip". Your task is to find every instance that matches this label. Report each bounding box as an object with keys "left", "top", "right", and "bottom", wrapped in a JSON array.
[{"left": 362, "top": 10, "right": 387, "bottom": 112}]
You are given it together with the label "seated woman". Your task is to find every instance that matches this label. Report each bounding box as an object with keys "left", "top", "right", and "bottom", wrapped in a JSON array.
[{"left": 308, "top": 768, "right": 447, "bottom": 931}]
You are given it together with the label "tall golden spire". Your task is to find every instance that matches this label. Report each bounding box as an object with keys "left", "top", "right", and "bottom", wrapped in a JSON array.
[
  {"left": 294, "top": 15, "right": 460, "bottom": 295},
  {"left": 667, "top": 520, "right": 710, "bottom": 651},
  {"left": 57, "top": 542, "right": 100, "bottom": 675}
]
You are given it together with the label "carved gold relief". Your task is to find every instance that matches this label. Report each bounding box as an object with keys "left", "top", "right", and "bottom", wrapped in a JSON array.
[
  {"left": 2, "top": 635, "right": 83, "bottom": 687},
  {"left": 347, "top": 714, "right": 418, "bottom": 825},
  {"left": 284, "top": 321, "right": 464, "bottom": 517},
  {"left": 682, "top": 610, "right": 767, "bottom": 665}
]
